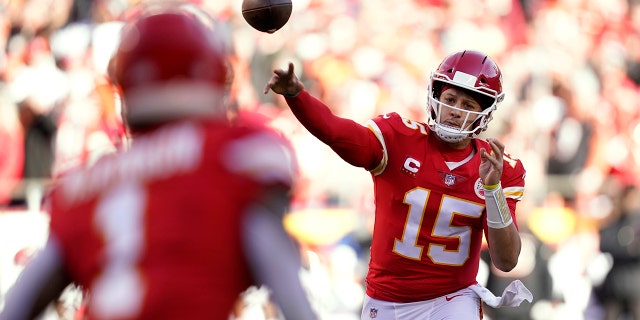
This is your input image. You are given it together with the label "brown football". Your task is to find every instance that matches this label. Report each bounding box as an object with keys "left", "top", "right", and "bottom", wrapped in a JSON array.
[{"left": 241, "top": 0, "right": 292, "bottom": 34}]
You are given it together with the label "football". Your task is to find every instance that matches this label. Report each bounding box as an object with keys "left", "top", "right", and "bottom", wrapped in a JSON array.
[{"left": 241, "top": 0, "right": 292, "bottom": 34}]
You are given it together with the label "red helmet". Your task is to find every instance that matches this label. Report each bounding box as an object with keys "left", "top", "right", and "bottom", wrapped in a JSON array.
[
  {"left": 426, "top": 50, "right": 505, "bottom": 143},
  {"left": 111, "top": 3, "right": 229, "bottom": 131}
]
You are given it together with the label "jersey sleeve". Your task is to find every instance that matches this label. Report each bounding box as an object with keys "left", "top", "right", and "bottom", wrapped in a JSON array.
[
  {"left": 285, "top": 90, "right": 383, "bottom": 170},
  {"left": 223, "top": 129, "right": 299, "bottom": 189},
  {"left": 502, "top": 156, "right": 526, "bottom": 202},
  {"left": 366, "top": 112, "right": 427, "bottom": 175},
  {"left": 504, "top": 155, "right": 526, "bottom": 228},
  {"left": 46, "top": 179, "right": 75, "bottom": 250}
]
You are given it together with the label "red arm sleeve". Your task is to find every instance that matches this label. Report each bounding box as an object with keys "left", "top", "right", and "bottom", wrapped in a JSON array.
[{"left": 285, "top": 90, "right": 383, "bottom": 171}]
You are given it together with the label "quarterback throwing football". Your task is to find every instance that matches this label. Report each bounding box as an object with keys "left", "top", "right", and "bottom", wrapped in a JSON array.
[{"left": 265, "top": 50, "right": 532, "bottom": 319}]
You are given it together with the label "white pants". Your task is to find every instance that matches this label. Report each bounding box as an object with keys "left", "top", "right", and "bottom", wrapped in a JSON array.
[
  {"left": 360, "top": 286, "right": 482, "bottom": 320},
  {"left": 360, "top": 280, "right": 532, "bottom": 320}
]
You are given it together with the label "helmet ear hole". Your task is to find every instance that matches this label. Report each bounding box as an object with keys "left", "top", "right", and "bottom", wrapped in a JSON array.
[
  {"left": 432, "top": 81, "right": 444, "bottom": 98},
  {"left": 430, "top": 109, "right": 437, "bottom": 120},
  {"left": 476, "top": 94, "right": 494, "bottom": 111}
]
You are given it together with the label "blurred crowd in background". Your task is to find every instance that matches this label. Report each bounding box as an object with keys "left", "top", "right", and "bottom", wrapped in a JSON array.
[{"left": 1, "top": 0, "right": 640, "bottom": 319}]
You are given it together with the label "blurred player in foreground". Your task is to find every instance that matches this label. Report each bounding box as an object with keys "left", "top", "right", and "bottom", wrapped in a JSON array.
[
  {"left": 0, "top": 4, "right": 317, "bottom": 320},
  {"left": 264, "top": 50, "right": 532, "bottom": 319}
]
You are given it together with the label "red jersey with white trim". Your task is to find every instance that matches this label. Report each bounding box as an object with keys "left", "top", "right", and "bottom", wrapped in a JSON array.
[
  {"left": 47, "top": 118, "right": 297, "bottom": 320},
  {"left": 284, "top": 91, "right": 525, "bottom": 303},
  {"left": 364, "top": 112, "right": 525, "bottom": 302}
]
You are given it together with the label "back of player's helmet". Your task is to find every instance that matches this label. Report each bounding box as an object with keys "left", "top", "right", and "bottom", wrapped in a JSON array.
[
  {"left": 110, "top": 3, "right": 229, "bottom": 133},
  {"left": 426, "top": 50, "right": 505, "bottom": 143}
]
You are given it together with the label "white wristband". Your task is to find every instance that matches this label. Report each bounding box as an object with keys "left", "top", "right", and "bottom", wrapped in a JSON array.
[{"left": 484, "top": 182, "right": 513, "bottom": 229}]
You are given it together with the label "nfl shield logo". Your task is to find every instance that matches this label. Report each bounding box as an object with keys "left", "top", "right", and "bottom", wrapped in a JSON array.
[
  {"left": 444, "top": 173, "right": 456, "bottom": 186},
  {"left": 369, "top": 307, "right": 378, "bottom": 318}
]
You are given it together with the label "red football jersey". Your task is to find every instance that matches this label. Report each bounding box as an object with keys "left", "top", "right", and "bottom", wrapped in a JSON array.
[
  {"left": 363, "top": 112, "right": 525, "bottom": 302},
  {"left": 285, "top": 91, "right": 526, "bottom": 303},
  {"left": 47, "top": 118, "right": 297, "bottom": 320}
]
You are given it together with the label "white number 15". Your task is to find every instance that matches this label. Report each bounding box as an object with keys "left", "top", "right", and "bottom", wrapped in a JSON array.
[{"left": 393, "top": 188, "right": 484, "bottom": 266}]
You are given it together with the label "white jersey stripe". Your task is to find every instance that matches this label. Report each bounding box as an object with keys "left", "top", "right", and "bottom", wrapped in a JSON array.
[{"left": 366, "top": 120, "right": 388, "bottom": 176}]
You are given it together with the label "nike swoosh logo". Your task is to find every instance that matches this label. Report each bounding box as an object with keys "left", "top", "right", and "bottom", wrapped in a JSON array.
[{"left": 445, "top": 294, "right": 463, "bottom": 301}]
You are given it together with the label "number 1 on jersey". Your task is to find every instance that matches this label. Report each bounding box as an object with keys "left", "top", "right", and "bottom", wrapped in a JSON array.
[{"left": 393, "top": 188, "right": 429, "bottom": 260}]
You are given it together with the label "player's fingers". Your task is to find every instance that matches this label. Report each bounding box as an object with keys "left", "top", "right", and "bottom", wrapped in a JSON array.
[
  {"left": 263, "top": 81, "right": 271, "bottom": 94},
  {"left": 287, "top": 62, "right": 295, "bottom": 76},
  {"left": 491, "top": 138, "right": 505, "bottom": 152},
  {"left": 273, "top": 69, "right": 288, "bottom": 78},
  {"left": 487, "top": 139, "right": 504, "bottom": 158},
  {"left": 481, "top": 148, "right": 501, "bottom": 168},
  {"left": 496, "top": 138, "right": 504, "bottom": 148},
  {"left": 263, "top": 75, "right": 279, "bottom": 94},
  {"left": 483, "top": 151, "right": 497, "bottom": 166}
]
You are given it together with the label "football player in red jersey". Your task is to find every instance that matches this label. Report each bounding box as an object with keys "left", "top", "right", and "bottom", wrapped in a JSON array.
[
  {"left": 0, "top": 4, "right": 317, "bottom": 320},
  {"left": 264, "top": 50, "right": 531, "bottom": 319}
]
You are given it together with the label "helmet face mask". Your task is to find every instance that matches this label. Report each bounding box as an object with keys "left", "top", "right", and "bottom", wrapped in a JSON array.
[
  {"left": 428, "top": 95, "right": 493, "bottom": 143},
  {"left": 426, "top": 50, "right": 505, "bottom": 143}
]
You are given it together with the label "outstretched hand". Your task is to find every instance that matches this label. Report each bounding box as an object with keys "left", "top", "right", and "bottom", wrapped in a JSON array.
[
  {"left": 479, "top": 138, "right": 504, "bottom": 186},
  {"left": 263, "top": 62, "right": 304, "bottom": 96}
]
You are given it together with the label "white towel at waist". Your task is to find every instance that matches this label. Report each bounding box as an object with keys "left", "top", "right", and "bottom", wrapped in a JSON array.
[{"left": 470, "top": 280, "right": 533, "bottom": 308}]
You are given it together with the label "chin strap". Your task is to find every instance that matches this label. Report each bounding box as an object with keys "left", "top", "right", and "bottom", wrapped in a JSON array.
[{"left": 483, "top": 182, "right": 513, "bottom": 229}]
